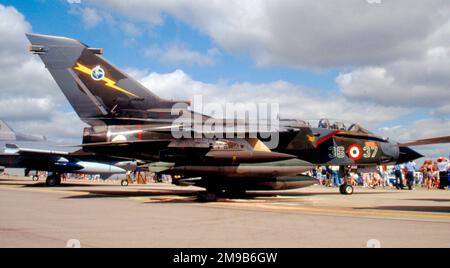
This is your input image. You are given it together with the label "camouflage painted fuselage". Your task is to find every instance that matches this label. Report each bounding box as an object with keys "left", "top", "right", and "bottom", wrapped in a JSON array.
[{"left": 26, "top": 33, "right": 423, "bottom": 192}]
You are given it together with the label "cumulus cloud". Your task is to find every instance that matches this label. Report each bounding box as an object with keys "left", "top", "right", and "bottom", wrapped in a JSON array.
[
  {"left": 129, "top": 69, "right": 410, "bottom": 126},
  {"left": 376, "top": 118, "right": 450, "bottom": 158},
  {"left": 120, "top": 21, "right": 141, "bottom": 37},
  {"left": 81, "top": 7, "right": 102, "bottom": 28},
  {"left": 0, "top": 97, "right": 55, "bottom": 120},
  {"left": 85, "top": 0, "right": 450, "bottom": 69},
  {"left": 0, "top": 5, "right": 32, "bottom": 64},
  {"left": 145, "top": 44, "right": 219, "bottom": 66},
  {"left": 1, "top": 1, "right": 448, "bottom": 154},
  {"left": 337, "top": 45, "right": 450, "bottom": 109},
  {"left": 9, "top": 112, "right": 86, "bottom": 143},
  {"left": 78, "top": 0, "right": 450, "bottom": 120},
  {"left": 0, "top": 4, "right": 86, "bottom": 141}
]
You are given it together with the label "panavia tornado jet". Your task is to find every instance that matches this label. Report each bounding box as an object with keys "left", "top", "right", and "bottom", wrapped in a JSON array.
[
  {"left": 26, "top": 33, "right": 450, "bottom": 200},
  {"left": 0, "top": 119, "right": 136, "bottom": 186}
]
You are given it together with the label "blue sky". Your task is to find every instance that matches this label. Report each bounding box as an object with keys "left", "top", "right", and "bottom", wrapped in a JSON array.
[
  {"left": 4, "top": 0, "right": 340, "bottom": 88},
  {"left": 0, "top": 0, "right": 449, "bottom": 157}
]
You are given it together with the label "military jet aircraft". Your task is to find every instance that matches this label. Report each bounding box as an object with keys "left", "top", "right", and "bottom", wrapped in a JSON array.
[
  {"left": 26, "top": 33, "right": 450, "bottom": 200},
  {"left": 0, "top": 119, "right": 135, "bottom": 186}
]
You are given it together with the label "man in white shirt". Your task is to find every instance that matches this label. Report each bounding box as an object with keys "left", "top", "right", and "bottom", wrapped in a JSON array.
[{"left": 436, "top": 157, "right": 449, "bottom": 189}]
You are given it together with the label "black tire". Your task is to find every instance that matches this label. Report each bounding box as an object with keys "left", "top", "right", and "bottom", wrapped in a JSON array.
[
  {"left": 197, "top": 191, "right": 217, "bottom": 202},
  {"left": 340, "top": 184, "right": 354, "bottom": 195},
  {"left": 32, "top": 176, "right": 39, "bottom": 181},
  {"left": 121, "top": 180, "right": 129, "bottom": 186},
  {"left": 225, "top": 188, "right": 247, "bottom": 198},
  {"left": 45, "top": 175, "right": 59, "bottom": 187}
]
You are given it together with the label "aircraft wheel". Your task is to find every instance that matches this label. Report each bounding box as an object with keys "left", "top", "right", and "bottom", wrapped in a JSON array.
[
  {"left": 121, "top": 180, "right": 129, "bottom": 186},
  {"left": 340, "top": 184, "right": 354, "bottom": 195},
  {"left": 197, "top": 191, "right": 217, "bottom": 202},
  {"left": 225, "top": 188, "right": 247, "bottom": 198},
  {"left": 45, "top": 174, "right": 60, "bottom": 187}
]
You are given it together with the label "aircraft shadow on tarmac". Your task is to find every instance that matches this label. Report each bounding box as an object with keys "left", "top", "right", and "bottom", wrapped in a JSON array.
[
  {"left": 63, "top": 189, "right": 198, "bottom": 199},
  {"left": 59, "top": 188, "right": 395, "bottom": 203},
  {"left": 0, "top": 178, "right": 113, "bottom": 188},
  {"left": 22, "top": 182, "right": 115, "bottom": 188},
  {"left": 0, "top": 178, "right": 397, "bottom": 203},
  {"left": 406, "top": 198, "right": 450, "bottom": 203},
  {"left": 355, "top": 206, "right": 450, "bottom": 213}
]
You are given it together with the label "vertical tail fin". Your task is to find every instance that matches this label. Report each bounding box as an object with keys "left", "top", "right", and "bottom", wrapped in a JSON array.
[
  {"left": 26, "top": 33, "right": 189, "bottom": 124},
  {"left": 0, "top": 120, "right": 16, "bottom": 141},
  {"left": 0, "top": 119, "right": 46, "bottom": 141}
]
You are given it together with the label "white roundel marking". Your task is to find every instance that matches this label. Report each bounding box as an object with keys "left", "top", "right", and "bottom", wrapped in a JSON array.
[
  {"left": 91, "top": 65, "right": 105, "bottom": 81},
  {"left": 112, "top": 135, "right": 127, "bottom": 142},
  {"left": 348, "top": 144, "right": 362, "bottom": 160}
]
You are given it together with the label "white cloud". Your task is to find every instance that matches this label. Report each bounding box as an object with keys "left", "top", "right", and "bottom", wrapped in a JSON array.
[
  {"left": 145, "top": 44, "right": 219, "bottom": 66},
  {"left": 81, "top": 7, "right": 102, "bottom": 28},
  {"left": 120, "top": 21, "right": 141, "bottom": 37},
  {"left": 433, "top": 104, "right": 450, "bottom": 116},
  {"left": 86, "top": 0, "right": 450, "bottom": 69},
  {"left": 80, "top": 1, "right": 450, "bottom": 118},
  {"left": 0, "top": 97, "right": 55, "bottom": 120},
  {"left": 337, "top": 45, "right": 450, "bottom": 110},
  {"left": 0, "top": 5, "right": 31, "bottom": 64},
  {"left": 1, "top": 2, "right": 447, "bottom": 151},
  {"left": 0, "top": 4, "right": 86, "bottom": 141},
  {"left": 376, "top": 119, "right": 450, "bottom": 158},
  {"left": 130, "top": 69, "right": 410, "bottom": 126},
  {"left": 10, "top": 112, "right": 86, "bottom": 143},
  {"left": 377, "top": 119, "right": 450, "bottom": 143}
]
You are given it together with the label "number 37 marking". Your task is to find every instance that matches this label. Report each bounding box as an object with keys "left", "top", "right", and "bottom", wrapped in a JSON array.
[
  {"left": 363, "top": 146, "right": 378, "bottom": 158},
  {"left": 329, "top": 146, "right": 378, "bottom": 159}
]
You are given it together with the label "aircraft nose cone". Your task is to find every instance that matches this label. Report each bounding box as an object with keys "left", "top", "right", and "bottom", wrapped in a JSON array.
[{"left": 397, "top": 146, "right": 424, "bottom": 163}]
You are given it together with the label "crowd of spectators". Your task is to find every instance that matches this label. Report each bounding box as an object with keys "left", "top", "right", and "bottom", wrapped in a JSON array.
[{"left": 313, "top": 157, "right": 450, "bottom": 190}]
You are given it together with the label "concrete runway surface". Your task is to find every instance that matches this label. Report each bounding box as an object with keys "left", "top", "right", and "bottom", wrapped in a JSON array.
[{"left": 0, "top": 175, "right": 449, "bottom": 248}]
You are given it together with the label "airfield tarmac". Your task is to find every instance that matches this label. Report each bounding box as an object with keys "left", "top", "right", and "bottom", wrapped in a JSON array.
[{"left": 0, "top": 175, "right": 449, "bottom": 248}]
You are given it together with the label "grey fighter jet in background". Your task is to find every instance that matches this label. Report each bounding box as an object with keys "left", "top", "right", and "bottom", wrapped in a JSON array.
[{"left": 0, "top": 119, "right": 135, "bottom": 186}]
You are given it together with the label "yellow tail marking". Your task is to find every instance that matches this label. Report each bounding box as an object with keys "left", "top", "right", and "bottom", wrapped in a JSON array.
[{"left": 74, "top": 62, "right": 138, "bottom": 97}]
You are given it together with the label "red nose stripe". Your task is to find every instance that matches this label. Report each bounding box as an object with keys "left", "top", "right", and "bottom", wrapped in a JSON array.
[{"left": 314, "top": 131, "right": 339, "bottom": 148}]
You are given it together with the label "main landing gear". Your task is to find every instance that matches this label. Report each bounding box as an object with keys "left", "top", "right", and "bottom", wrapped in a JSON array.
[
  {"left": 45, "top": 173, "right": 61, "bottom": 187},
  {"left": 196, "top": 187, "right": 248, "bottom": 202},
  {"left": 339, "top": 183, "right": 354, "bottom": 195},
  {"left": 197, "top": 191, "right": 218, "bottom": 202},
  {"left": 338, "top": 166, "right": 354, "bottom": 195}
]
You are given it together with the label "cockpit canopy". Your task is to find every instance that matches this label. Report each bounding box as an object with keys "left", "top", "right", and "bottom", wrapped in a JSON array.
[{"left": 280, "top": 118, "right": 372, "bottom": 134}]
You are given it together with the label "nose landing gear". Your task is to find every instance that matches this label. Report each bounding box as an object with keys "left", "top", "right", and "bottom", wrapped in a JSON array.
[{"left": 339, "top": 183, "right": 354, "bottom": 195}]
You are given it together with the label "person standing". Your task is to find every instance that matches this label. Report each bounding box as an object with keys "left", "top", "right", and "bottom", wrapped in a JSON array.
[
  {"left": 436, "top": 157, "right": 449, "bottom": 190},
  {"left": 404, "top": 161, "right": 416, "bottom": 190},
  {"left": 378, "top": 165, "right": 388, "bottom": 188},
  {"left": 331, "top": 166, "right": 341, "bottom": 187},
  {"left": 394, "top": 164, "right": 404, "bottom": 190},
  {"left": 325, "top": 166, "right": 332, "bottom": 187}
]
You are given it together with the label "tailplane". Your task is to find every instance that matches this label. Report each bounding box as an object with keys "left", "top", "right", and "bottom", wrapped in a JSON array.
[{"left": 26, "top": 33, "right": 189, "bottom": 124}]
